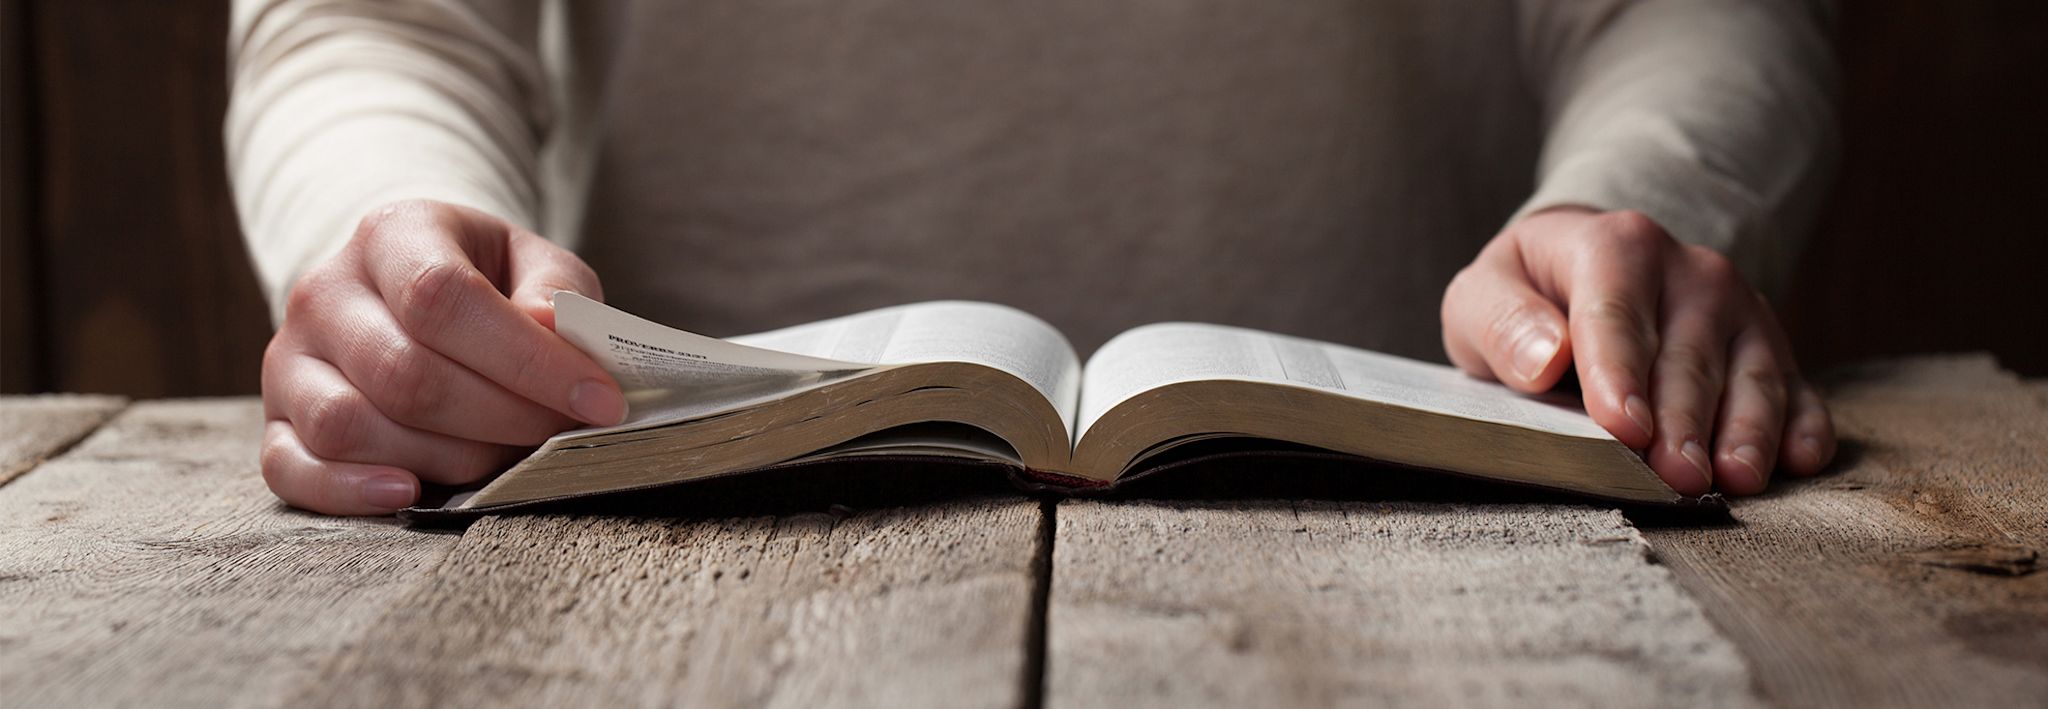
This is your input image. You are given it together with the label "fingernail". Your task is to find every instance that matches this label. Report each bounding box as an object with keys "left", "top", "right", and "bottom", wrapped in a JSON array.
[
  {"left": 361, "top": 477, "right": 416, "bottom": 509},
  {"left": 1623, "top": 395, "right": 1655, "bottom": 440},
  {"left": 1731, "top": 444, "right": 1768, "bottom": 488},
  {"left": 571, "top": 379, "right": 627, "bottom": 425},
  {"left": 1512, "top": 327, "right": 1560, "bottom": 383},
  {"left": 1681, "top": 439, "right": 1714, "bottom": 488}
]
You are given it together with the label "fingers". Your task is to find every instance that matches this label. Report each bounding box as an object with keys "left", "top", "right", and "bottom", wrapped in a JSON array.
[
  {"left": 1779, "top": 379, "right": 1836, "bottom": 476},
  {"left": 355, "top": 202, "right": 626, "bottom": 426},
  {"left": 293, "top": 280, "right": 578, "bottom": 446},
  {"left": 1710, "top": 326, "right": 1789, "bottom": 495},
  {"left": 261, "top": 421, "right": 419, "bottom": 516},
  {"left": 260, "top": 199, "right": 619, "bottom": 516},
  {"left": 504, "top": 229, "right": 604, "bottom": 330},
  {"left": 1524, "top": 211, "right": 1664, "bottom": 450},
  {"left": 1643, "top": 249, "right": 1743, "bottom": 497},
  {"left": 1441, "top": 244, "right": 1572, "bottom": 393},
  {"left": 1746, "top": 295, "right": 1836, "bottom": 478},
  {"left": 264, "top": 350, "right": 527, "bottom": 485},
  {"left": 1454, "top": 208, "right": 1834, "bottom": 497}
]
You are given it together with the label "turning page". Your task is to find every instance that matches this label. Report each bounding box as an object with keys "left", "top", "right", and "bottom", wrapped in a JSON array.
[
  {"left": 553, "top": 293, "right": 877, "bottom": 434},
  {"left": 556, "top": 294, "right": 1084, "bottom": 434}
]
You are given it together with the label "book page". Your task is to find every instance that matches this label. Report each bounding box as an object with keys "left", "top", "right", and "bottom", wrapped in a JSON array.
[
  {"left": 556, "top": 294, "right": 1082, "bottom": 435},
  {"left": 738, "top": 301, "right": 1083, "bottom": 431},
  {"left": 1078, "top": 322, "right": 1611, "bottom": 440},
  {"left": 796, "top": 422, "right": 1024, "bottom": 465},
  {"left": 554, "top": 293, "right": 880, "bottom": 436}
]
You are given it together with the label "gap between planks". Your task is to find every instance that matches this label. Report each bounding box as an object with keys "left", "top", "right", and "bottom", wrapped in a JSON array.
[
  {"left": 4, "top": 354, "right": 2038, "bottom": 708},
  {"left": 1023, "top": 497, "right": 1057, "bottom": 709},
  {"left": 0, "top": 393, "right": 128, "bottom": 487}
]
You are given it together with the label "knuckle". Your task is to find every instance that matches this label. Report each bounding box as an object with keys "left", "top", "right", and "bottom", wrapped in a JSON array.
[
  {"left": 1660, "top": 342, "right": 1724, "bottom": 386},
  {"left": 282, "top": 270, "right": 339, "bottom": 322},
  {"left": 1579, "top": 297, "right": 1657, "bottom": 347},
  {"left": 392, "top": 259, "right": 479, "bottom": 340},
  {"left": 299, "top": 390, "right": 373, "bottom": 461},
  {"left": 261, "top": 334, "right": 293, "bottom": 376},
  {"left": 351, "top": 210, "right": 389, "bottom": 245},
  {"left": 283, "top": 284, "right": 317, "bottom": 322},
  {"left": 1686, "top": 246, "right": 1742, "bottom": 290},
  {"left": 1736, "top": 364, "right": 1790, "bottom": 409},
  {"left": 259, "top": 435, "right": 295, "bottom": 493},
  {"left": 1659, "top": 409, "right": 1710, "bottom": 439},
  {"left": 1720, "top": 417, "right": 1780, "bottom": 448},
  {"left": 1443, "top": 265, "right": 1481, "bottom": 298},
  {"left": 364, "top": 336, "right": 445, "bottom": 425},
  {"left": 1599, "top": 210, "right": 1668, "bottom": 245}
]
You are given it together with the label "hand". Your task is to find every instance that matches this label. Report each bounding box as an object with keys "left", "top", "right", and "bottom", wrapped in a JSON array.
[
  {"left": 1441, "top": 207, "right": 1835, "bottom": 496},
  {"left": 260, "top": 199, "right": 625, "bottom": 515}
]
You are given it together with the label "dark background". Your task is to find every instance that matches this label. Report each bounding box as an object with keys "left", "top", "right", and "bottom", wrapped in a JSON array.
[{"left": 2, "top": 1, "right": 2044, "bottom": 397}]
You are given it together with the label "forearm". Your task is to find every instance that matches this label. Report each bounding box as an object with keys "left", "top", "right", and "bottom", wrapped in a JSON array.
[
  {"left": 1515, "top": 0, "right": 1840, "bottom": 295},
  {"left": 226, "top": 0, "right": 548, "bottom": 318}
]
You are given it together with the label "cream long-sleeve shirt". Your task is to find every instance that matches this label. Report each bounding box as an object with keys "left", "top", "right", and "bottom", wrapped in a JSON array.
[{"left": 227, "top": 0, "right": 1836, "bottom": 358}]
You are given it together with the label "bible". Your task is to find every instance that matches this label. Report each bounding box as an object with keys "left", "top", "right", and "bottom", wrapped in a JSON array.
[{"left": 407, "top": 294, "right": 1701, "bottom": 518}]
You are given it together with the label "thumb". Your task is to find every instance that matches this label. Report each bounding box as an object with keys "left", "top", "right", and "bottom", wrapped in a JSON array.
[
  {"left": 1442, "top": 257, "right": 1572, "bottom": 393},
  {"left": 503, "top": 230, "right": 604, "bottom": 331}
]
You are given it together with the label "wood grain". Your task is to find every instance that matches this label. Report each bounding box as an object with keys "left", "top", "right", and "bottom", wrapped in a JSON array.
[
  {"left": 0, "top": 394, "right": 125, "bottom": 485},
  {"left": 1048, "top": 499, "right": 1757, "bottom": 708},
  {"left": 0, "top": 399, "right": 458, "bottom": 707},
  {"left": 1642, "top": 355, "right": 2048, "bottom": 708},
  {"left": 301, "top": 497, "right": 1048, "bottom": 708},
  {"left": 29, "top": 1, "right": 271, "bottom": 396},
  {"left": 1, "top": 357, "right": 2037, "bottom": 707}
]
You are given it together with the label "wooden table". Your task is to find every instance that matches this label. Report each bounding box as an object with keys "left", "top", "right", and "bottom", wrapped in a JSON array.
[{"left": 2, "top": 355, "right": 2042, "bottom": 708}]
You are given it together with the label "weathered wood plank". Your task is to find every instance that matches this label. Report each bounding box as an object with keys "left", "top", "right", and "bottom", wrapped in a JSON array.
[
  {"left": 1048, "top": 499, "right": 1756, "bottom": 708},
  {"left": 301, "top": 497, "right": 1047, "bottom": 708},
  {"left": 0, "top": 393, "right": 126, "bottom": 486},
  {"left": 0, "top": 399, "right": 459, "bottom": 707},
  {"left": 1642, "top": 355, "right": 2048, "bottom": 708}
]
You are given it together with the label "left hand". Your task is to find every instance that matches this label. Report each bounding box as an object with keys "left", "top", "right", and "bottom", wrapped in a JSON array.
[{"left": 1441, "top": 206, "right": 1835, "bottom": 496}]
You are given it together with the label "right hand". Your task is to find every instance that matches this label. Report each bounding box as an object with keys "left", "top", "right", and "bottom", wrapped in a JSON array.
[{"left": 260, "top": 199, "right": 626, "bottom": 515}]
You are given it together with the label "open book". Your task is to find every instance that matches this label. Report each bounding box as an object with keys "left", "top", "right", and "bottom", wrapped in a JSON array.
[{"left": 408, "top": 294, "right": 1698, "bottom": 517}]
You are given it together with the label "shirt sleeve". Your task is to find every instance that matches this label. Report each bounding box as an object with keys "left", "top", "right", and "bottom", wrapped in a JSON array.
[
  {"left": 225, "top": 0, "right": 549, "bottom": 319},
  {"left": 1513, "top": 0, "right": 1840, "bottom": 296}
]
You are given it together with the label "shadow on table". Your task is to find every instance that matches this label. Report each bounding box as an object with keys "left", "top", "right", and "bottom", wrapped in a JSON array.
[
  {"left": 1093, "top": 441, "right": 1735, "bottom": 527},
  {"left": 411, "top": 458, "right": 1023, "bottom": 527}
]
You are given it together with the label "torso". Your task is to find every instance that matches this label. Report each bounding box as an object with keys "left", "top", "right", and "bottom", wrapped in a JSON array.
[{"left": 563, "top": 0, "right": 1539, "bottom": 358}]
